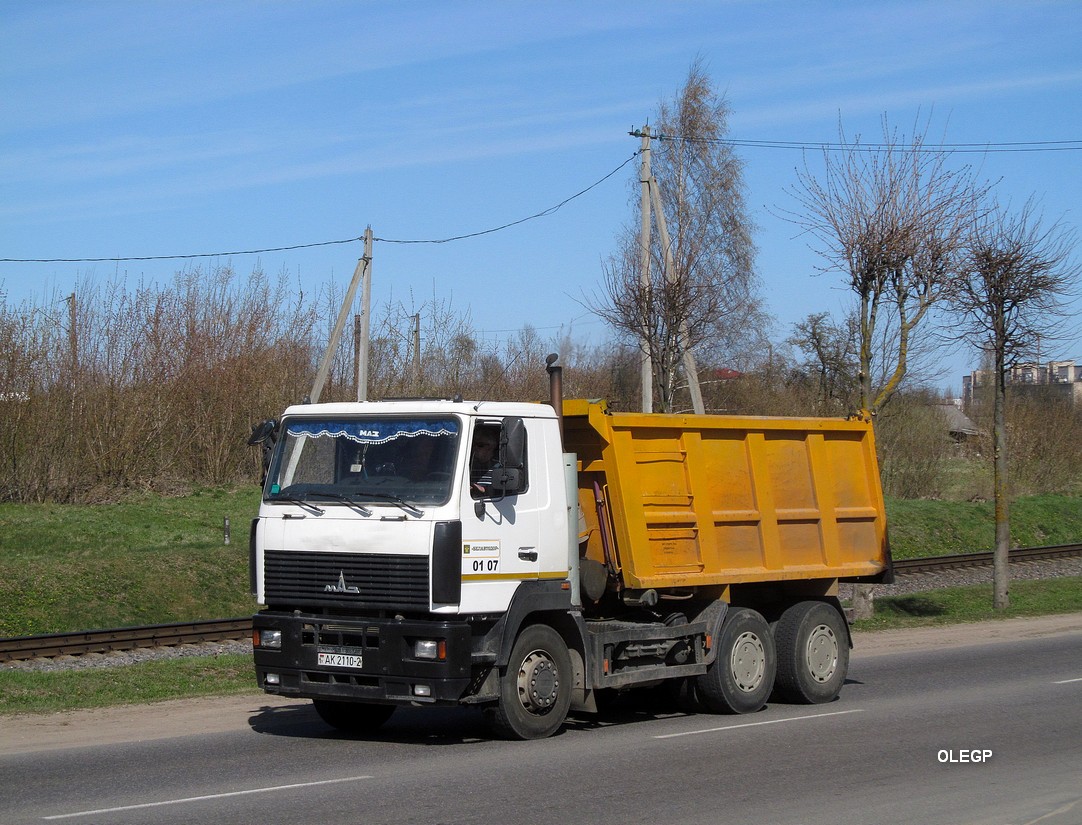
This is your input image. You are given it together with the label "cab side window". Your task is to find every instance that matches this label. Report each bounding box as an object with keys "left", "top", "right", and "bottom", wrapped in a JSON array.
[
  {"left": 470, "top": 424, "right": 501, "bottom": 497},
  {"left": 470, "top": 421, "right": 527, "bottom": 498}
]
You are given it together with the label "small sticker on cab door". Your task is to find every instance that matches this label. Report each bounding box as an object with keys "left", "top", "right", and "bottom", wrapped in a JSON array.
[
  {"left": 463, "top": 541, "right": 501, "bottom": 575},
  {"left": 463, "top": 542, "right": 500, "bottom": 556}
]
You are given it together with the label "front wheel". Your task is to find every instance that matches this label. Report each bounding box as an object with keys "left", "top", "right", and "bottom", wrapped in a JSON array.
[
  {"left": 696, "top": 608, "right": 776, "bottom": 714},
  {"left": 312, "top": 699, "right": 395, "bottom": 734},
  {"left": 773, "top": 600, "right": 849, "bottom": 704},
  {"left": 488, "top": 624, "right": 573, "bottom": 740}
]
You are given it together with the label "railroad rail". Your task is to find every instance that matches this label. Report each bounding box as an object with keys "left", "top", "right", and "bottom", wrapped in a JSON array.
[
  {"left": 0, "top": 618, "right": 252, "bottom": 664},
  {"left": 891, "top": 542, "right": 1082, "bottom": 575},
  {"left": 3, "top": 543, "right": 1080, "bottom": 664}
]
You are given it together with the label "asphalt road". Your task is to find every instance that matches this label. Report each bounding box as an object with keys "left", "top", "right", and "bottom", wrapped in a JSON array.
[{"left": 2, "top": 619, "right": 1080, "bottom": 825}]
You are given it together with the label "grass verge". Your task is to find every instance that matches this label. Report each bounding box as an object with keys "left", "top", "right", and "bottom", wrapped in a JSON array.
[
  {"left": 884, "top": 494, "right": 1082, "bottom": 559},
  {"left": 3, "top": 578, "right": 1080, "bottom": 717},
  {"left": 0, "top": 487, "right": 260, "bottom": 636},
  {"left": 0, "top": 654, "right": 256, "bottom": 716},
  {"left": 851, "top": 576, "right": 1082, "bottom": 631}
]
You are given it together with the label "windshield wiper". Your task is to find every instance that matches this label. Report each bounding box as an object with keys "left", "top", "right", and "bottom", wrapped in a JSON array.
[
  {"left": 270, "top": 494, "right": 325, "bottom": 516},
  {"left": 306, "top": 491, "right": 373, "bottom": 517},
  {"left": 350, "top": 490, "right": 424, "bottom": 517}
]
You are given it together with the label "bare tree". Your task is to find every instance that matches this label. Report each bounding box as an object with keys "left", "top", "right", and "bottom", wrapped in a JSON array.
[
  {"left": 591, "top": 59, "right": 758, "bottom": 412},
  {"left": 787, "top": 117, "right": 988, "bottom": 414},
  {"left": 949, "top": 199, "right": 1079, "bottom": 609},
  {"left": 787, "top": 311, "right": 860, "bottom": 412}
]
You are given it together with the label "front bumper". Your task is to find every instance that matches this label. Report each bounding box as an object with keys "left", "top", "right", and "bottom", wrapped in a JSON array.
[{"left": 252, "top": 611, "right": 476, "bottom": 705}]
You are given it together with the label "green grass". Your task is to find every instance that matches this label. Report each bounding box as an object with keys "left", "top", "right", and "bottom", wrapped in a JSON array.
[
  {"left": 0, "top": 487, "right": 261, "bottom": 636},
  {"left": 885, "top": 494, "right": 1082, "bottom": 559},
  {"left": 852, "top": 576, "right": 1082, "bottom": 631},
  {"left": 0, "top": 654, "right": 256, "bottom": 715}
]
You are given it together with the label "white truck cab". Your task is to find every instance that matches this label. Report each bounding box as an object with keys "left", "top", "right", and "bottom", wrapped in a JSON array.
[{"left": 250, "top": 398, "right": 581, "bottom": 737}]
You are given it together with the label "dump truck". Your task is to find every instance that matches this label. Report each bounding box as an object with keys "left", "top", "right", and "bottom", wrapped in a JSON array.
[{"left": 249, "top": 357, "right": 892, "bottom": 739}]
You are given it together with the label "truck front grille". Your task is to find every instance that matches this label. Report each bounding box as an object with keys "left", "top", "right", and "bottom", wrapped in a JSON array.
[{"left": 263, "top": 550, "right": 429, "bottom": 610}]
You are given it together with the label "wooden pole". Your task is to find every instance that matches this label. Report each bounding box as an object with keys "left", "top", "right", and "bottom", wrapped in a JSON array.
[
  {"left": 310, "top": 228, "right": 371, "bottom": 404},
  {"left": 353, "top": 313, "right": 362, "bottom": 400},
  {"left": 638, "top": 126, "right": 653, "bottom": 413},
  {"left": 358, "top": 227, "right": 373, "bottom": 401},
  {"left": 648, "top": 177, "right": 705, "bottom": 414},
  {"left": 411, "top": 313, "right": 422, "bottom": 394}
]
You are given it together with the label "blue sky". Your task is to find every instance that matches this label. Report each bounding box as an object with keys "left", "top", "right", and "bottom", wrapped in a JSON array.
[{"left": 3, "top": 0, "right": 1080, "bottom": 395}]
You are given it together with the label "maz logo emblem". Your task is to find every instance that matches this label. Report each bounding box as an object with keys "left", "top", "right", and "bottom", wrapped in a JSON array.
[{"left": 324, "top": 571, "right": 361, "bottom": 594}]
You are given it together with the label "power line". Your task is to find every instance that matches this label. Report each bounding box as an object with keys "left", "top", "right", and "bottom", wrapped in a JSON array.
[
  {"left": 0, "top": 152, "right": 642, "bottom": 264},
  {"left": 374, "top": 151, "right": 640, "bottom": 244},
  {"left": 0, "top": 236, "right": 364, "bottom": 264},
  {"left": 633, "top": 130, "right": 1082, "bottom": 154}
]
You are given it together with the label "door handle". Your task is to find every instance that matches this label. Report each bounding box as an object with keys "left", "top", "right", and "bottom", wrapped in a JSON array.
[{"left": 518, "top": 550, "right": 538, "bottom": 562}]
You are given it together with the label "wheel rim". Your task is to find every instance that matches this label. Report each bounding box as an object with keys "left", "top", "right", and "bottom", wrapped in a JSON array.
[
  {"left": 516, "top": 649, "right": 561, "bottom": 715},
  {"left": 730, "top": 631, "right": 767, "bottom": 692},
  {"left": 804, "top": 624, "right": 838, "bottom": 683}
]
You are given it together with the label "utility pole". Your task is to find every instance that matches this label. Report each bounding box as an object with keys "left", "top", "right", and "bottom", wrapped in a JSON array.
[
  {"left": 353, "top": 313, "right": 362, "bottom": 399},
  {"left": 66, "top": 293, "right": 78, "bottom": 387},
  {"left": 411, "top": 313, "right": 422, "bottom": 394},
  {"left": 310, "top": 227, "right": 373, "bottom": 404},
  {"left": 648, "top": 177, "right": 705, "bottom": 415},
  {"left": 358, "top": 227, "right": 372, "bottom": 401},
  {"left": 66, "top": 292, "right": 78, "bottom": 424},
  {"left": 635, "top": 127, "right": 705, "bottom": 415},
  {"left": 638, "top": 126, "right": 653, "bottom": 413}
]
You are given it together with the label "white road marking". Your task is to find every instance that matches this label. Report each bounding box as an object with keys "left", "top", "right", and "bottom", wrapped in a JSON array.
[
  {"left": 42, "top": 775, "right": 374, "bottom": 820},
  {"left": 653, "top": 708, "right": 865, "bottom": 739},
  {"left": 1020, "top": 796, "right": 1082, "bottom": 824},
  {"left": 1053, "top": 677, "right": 1082, "bottom": 684}
]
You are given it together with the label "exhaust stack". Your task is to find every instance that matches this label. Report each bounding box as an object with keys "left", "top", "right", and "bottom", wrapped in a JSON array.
[{"left": 546, "top": 353, "right": 563, "bottom": 447}]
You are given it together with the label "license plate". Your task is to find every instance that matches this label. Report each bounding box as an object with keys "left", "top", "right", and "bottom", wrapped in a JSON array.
[{"left": 317, "top": 648, "right": 363, "bottom": 669}]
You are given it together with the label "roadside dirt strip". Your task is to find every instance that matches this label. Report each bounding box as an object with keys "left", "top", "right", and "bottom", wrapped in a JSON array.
[{"left": 2, "top": 613, "right": 1080, "bottom": 757}]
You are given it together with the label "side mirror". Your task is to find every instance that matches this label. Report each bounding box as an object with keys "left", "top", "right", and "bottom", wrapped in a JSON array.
[
  {"left": 247, "top": 420, "right": 279, "bottom": 485},
  {"left": 247, "top": 419, "right": 278, "bottom": 446},
  {"left": 486, "top": 418, "right": 526, "bottom": 497},
  {"left": 500, "top": 417, "right": 525, "bottom": 469}
]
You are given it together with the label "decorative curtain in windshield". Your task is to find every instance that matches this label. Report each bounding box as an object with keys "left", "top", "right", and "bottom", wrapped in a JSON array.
[{"left": 285, "top": 419, "right": 459, "bottom": 444}]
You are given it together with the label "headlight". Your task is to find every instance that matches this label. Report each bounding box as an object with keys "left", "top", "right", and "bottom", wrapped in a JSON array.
[
  {"left": 413, "top": 639, "right": 446, "bottom": 660},
  {"left": 258, "top": 629, "right": 282, "bottom": 649}
]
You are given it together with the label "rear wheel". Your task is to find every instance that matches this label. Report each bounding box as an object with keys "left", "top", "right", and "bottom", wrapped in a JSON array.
[
  {"left": 696, "top": 608, "right": 776, "bottom": 714},
  {"left": 773, "top": 600, "right": 849, "bottom": 704},
  {"left": 312, "top": 699, "right": 395, "bottom": 734},
  {"left": 489, "top": 624, "right": 573, "bottom": 740}
]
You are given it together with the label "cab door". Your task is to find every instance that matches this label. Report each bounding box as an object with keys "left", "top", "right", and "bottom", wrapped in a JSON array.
[{"left": 458, "top": 417, "right": 546, "bottom": 612}]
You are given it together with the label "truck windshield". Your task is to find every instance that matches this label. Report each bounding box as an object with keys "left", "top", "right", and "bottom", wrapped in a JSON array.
[{"left": 264, "top": 417, "right": 460, "bottom": 508}]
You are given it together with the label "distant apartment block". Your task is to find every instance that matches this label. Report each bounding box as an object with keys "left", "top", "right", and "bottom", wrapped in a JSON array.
[{"left": 962, "top": 359, "right": 1082, "bottom": 406}]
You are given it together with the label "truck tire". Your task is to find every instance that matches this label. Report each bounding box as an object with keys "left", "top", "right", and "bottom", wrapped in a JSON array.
[
  {"left": 696, "top": 607, "right": 776, "bottom": 714},
  {"left": 773, "top": 601, "right": 849, "bottom": 704},
  {"left": 312, "top": 699, "right": 395, "bottom": 734},
  {"left": 489, "top": 624, "right": 573, "bottom": 740}
]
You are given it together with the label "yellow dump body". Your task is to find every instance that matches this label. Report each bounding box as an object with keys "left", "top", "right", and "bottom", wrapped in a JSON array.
[{"left": 563, "top": 399, "right": 891, "bottom": 592}]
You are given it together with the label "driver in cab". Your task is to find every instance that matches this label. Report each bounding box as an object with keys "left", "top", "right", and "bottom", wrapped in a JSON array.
[{"left": 470, "top": 426, "right": 500, "bottom": 495}]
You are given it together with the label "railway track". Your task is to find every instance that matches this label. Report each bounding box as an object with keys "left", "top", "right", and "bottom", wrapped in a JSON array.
[
  {"left": 891, "top": 542, "right": 1082, "bottom": 575},
  {"left": 0, "top": 618, "right": 252, "bottom": 664},
  {"left": 3, "top": 543, "right": 1080, "bottom": 664}
]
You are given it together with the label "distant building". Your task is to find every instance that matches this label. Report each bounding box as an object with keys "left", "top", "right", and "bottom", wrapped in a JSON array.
[
  {"left": 935, "top": 403, "right": 980, "bottom": 442},
  {"left": 962, "top": 359, "right": 1082, "bottom": 407}
]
